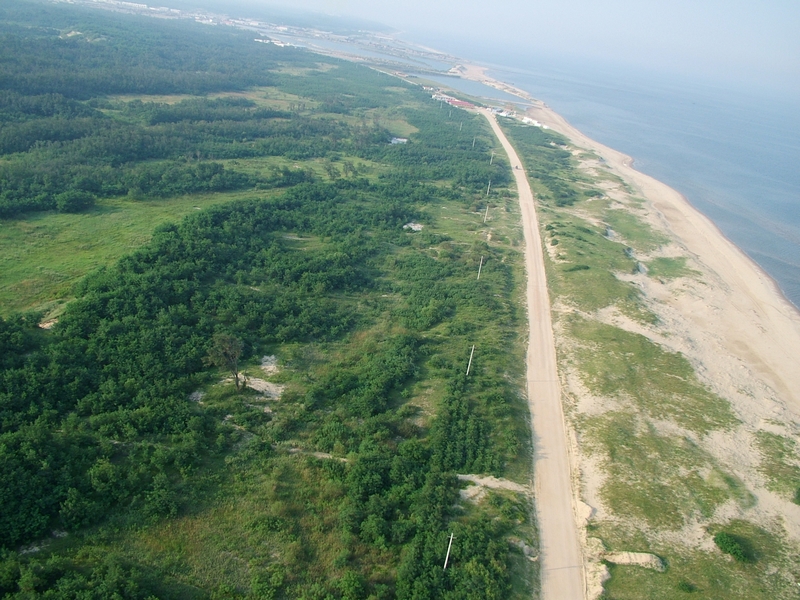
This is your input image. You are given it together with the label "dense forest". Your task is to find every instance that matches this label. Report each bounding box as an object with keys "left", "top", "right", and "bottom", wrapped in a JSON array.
[
  {"left": 0, "top": 1, "right": 574, "bottom": 597},
  {"left": 0, "top": 2, "right": 510, "bottom": 218}
]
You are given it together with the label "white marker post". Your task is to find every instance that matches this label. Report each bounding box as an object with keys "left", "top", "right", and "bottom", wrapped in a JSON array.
[
  {"left": 477, "top": 256, "right": 484, "bottom": 280},
  {"left": 483, "top": 204, "right": 490, "bottom": 223},
  {"left": 490, "top": 150, "right": 495, "bottom": 165},
  {"left": 472, "top": 136, "right": 476, "bottom": 148},
  {"left": 486, "top": 180, "right": 492, "bottom": 196},
  {"left": 443, "top": 533, "right": 455, "bottom": 570},
  {"left": 466, "top": 344, "right": 475, "bottom": 376}
]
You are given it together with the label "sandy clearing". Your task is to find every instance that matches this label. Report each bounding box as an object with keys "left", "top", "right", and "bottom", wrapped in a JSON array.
[
  {"left": 482, "top": 109, "right": 585, "bottom": 600},
  {"left": 260, "top": 355, "right": 279, "bottom": 375},
  {"left": 457, "top": 474, "right": 530, "bottom": 502},
  {"left": 246, "top": 377, "right": 284, "bottom": 398}
]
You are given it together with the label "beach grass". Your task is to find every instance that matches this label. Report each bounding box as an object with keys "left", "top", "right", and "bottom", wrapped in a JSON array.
[
  {"left": 598, "top": 519, "right": 799, "bottom": 599},
  {"left": 584, "top": 411, "right": 750, "bottom": 529},
  {"left": 601, "top": 207, "right": 668, "bottom": 253},
  {"left": 755, "top": 431, "right": 800, "bottom": 500},
  {"left": 568, "top": 317, "right": 737, "bottom": 434},
  {"left": 493, "top": 117, "right": 800, "bottom": 597},
  {"left": 645, "top": 256, "right": 698, "bottom": 279}
]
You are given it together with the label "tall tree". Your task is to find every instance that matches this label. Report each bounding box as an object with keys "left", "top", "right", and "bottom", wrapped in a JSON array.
[{"left": 205, "top": 333, "right": 244, "bottom": 391}]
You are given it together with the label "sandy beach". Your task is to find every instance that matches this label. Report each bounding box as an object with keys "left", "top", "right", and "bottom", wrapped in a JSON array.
[{"left": 457, "top": 63, "right": 800, "bottom": 597}]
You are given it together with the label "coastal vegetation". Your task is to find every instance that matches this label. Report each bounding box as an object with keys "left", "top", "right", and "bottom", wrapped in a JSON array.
[
  {"left": 500, "top": 117, "right": 800, "bottom": 598},
  {"left": 0, "top": 2, "right": 532, "bottom": 598},
  {"left": 3, "top": 1, "right": 797, "bottom": 598}
]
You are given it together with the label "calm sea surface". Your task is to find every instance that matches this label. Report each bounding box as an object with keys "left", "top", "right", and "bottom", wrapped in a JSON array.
[{"left": 407, "top": 41, "right": 800, "bottom": 309}]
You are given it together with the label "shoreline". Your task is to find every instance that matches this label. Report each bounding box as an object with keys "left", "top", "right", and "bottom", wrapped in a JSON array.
[
  {"left": 454, "top": 63, "right": 800, "bottom": 409},
  {"left": 616, "top": 157, "right": 800, "bottom": 314},
  {"left": 451, "top": 63, "right": 800, "bottom": 314}
]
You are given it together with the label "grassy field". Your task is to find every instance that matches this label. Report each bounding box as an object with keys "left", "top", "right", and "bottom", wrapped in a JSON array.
[{"left": 0, "top": 190, "right": 268, "bottom": 316}]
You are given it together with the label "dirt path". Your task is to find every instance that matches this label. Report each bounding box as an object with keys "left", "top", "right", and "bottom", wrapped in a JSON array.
[{"left": 481, "top": 109, "right": 585, "bottom": 599}]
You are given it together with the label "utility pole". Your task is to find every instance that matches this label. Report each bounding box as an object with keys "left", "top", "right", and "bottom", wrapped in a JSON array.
[
  {"left": 466, "top": 345, "right": 475, "bottom": 376},
  {"left": 483, "top": 204, "right": 490, "bottom": 223},
  {"left": 486, "top": 180, "right": 492, "bottom": 196},
  {"left": 490, "top": 150, "right": 495, "bottom": 165},
  {"left": 477, "top": 256, "right": 484, "bottom": 280},
  {"left": 443, "top": 533, "right": 455, "bottom": 570},
  {"left": 472, "top": 136, "right": 476, "bottom": 148}
]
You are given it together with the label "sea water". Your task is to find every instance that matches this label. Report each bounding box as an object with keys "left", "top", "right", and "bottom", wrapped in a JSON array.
[{"left": 411, "top": 41, "right": 800, "bottom": 309}]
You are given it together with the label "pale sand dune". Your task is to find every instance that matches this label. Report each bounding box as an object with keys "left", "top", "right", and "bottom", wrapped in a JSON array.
[{"left": 529, "top": 104, "right": 800, "bottom": 410}]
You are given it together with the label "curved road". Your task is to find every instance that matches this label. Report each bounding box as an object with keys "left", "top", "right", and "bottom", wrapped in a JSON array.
[{"left": 481, "top": 110, "right": 585, "bottom": 600}]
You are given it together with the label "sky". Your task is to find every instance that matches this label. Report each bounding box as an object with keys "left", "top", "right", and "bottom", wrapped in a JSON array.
[{"left": 237, "top": 0, "right": 799, "bottom": 96}]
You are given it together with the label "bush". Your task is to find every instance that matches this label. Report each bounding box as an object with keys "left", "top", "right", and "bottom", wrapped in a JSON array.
[
  {"left": 55, "top": 190, "right": 95, "bottom": 213},
  {"left": 713, "top": 531, "right": 749, "bottom": 562}
]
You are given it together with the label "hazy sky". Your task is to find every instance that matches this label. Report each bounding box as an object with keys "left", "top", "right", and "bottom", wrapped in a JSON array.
[{"left": 249, "top": 0, "right": 799, "bottom": 95}]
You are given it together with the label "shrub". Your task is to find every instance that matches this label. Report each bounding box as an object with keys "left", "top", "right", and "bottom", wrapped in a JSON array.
[
  {"left": 55, "top": 190, "right": 95, "bottom": 212},
  {"left": 713, "top": 532, "right": 749, "bottom": 562}
]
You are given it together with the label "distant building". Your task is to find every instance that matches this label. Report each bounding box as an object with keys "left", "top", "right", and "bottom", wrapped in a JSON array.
[
  {"left": 449, "top": 100, "right": 475, "bottom": 109},
  {"left": 522, "top": 117, "right": 545, "bottom": 127},
  {"left": 391, "top": 137, "right": 408, "bottom": 144},
  {"left": 432, "top": 94, "right": 475, "bottom": 110}
]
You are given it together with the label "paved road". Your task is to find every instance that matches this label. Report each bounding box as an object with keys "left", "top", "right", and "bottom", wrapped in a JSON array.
[{"left": 481, "top": 110, "right": 585, "bottom": 600}]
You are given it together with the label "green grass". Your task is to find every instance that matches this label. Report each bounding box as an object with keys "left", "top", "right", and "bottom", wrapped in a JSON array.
[
  {"left": 542, "top": 216, "right": 641, "bottom": 311},
  {"left": 568, "top": 317, "right": 737, "bottom": 433},
  {"left": 584, "top": 412, "right": 751, "bottom": 529},
  {"left": 646, "top": 256, "right": 698, "bottom": 279},
  {"left": 0, "top": 191, "right": 271, "bottom": 316},
  {"left": 602, "top": 208, "right": 668, "bottom": 253},
  {"left": 755, "top": 431, "right": 800, "bottom": 500},
  {"left": 598, "top": 520, "right": 799, "bottom": 599}
]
